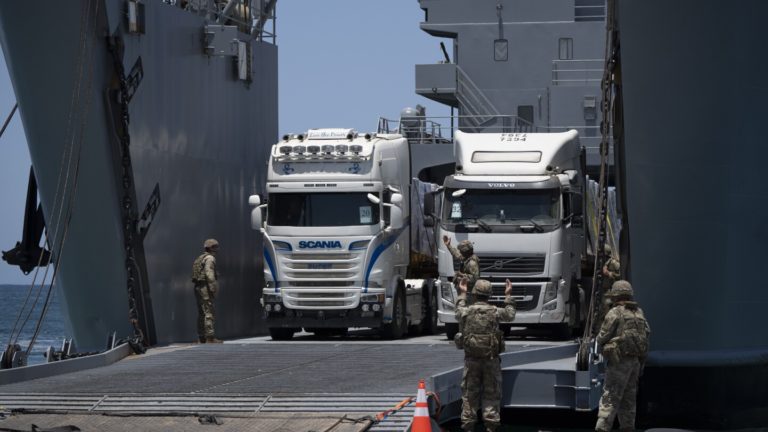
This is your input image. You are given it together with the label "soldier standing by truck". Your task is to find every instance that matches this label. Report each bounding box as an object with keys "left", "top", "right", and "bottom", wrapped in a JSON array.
[
  {"left": 443, "top": 236, "right": 479, "bottom": 290},
  {"left": 595, "top": 280, "right": 650, "bottom": 432},
  {"left": 455, "top": 277, "right": 515, "bottom": 432},
  {"left": 192, "top": 239, "right": 221, "bottom": 343},
  {"left": 599, "top": 244, "right": 621, "bottom": 323}
]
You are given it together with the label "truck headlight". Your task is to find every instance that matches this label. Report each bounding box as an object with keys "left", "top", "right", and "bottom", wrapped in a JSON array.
[
  {"left": 543, "top": 283, "right": 557, "bottom": 303},
  {"left": 441, "top": 282, "right": 455, "bottom": 301},
  {"left": 361, "top": 293, "right": 385, "bottom": 303},
  {"left": 349, "top": 240, "right": 370, "bottom": 251},
  {"left": 263, "top": 293, "right": 282, "bottom": 303},
  {"left": 272, "top": 240, "right": 292, "bottom": 252}
]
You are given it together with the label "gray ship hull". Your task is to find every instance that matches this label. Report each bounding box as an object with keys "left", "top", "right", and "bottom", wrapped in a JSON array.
[
  {"left": 615, "top": 0, "right": 768, "bottom": 427},
  {"left": 0, "top": 1, "right": 276, "bottom": 350}
]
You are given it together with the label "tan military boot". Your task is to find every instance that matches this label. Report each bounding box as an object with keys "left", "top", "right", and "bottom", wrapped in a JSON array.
[{"left": 206, "top": 337, "right": 223, "bottom": 343}]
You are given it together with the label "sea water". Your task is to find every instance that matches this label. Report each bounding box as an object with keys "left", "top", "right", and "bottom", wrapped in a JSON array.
[{"left": 0, "top": 284, "right": 66, "bottom": 366}]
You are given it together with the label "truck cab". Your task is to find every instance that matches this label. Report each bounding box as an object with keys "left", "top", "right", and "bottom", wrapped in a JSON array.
[
  {"left": 435, "top": 130, "right": 587, "bottom": 339},
  {"left": 250, "top": 129, "right": 438, "bottom": 340}
]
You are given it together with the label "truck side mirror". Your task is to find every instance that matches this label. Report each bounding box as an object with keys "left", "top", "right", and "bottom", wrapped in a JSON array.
[
  {"left": 250, "top": 206, "right": 263, "bottom": 230},
  {"left": 423, "top": 215, "right": 435, "bottom": 228},
  {"left": 572, "top": 214, "right": 584, "bottom": 228},
  {"left": 248, "top": 194, "right": 261, "bottom": 206},
  {"left": 423, "top": 193, "right": 435, "bottom": 217},
  {"left": 389, "top": 205, "right": 404, "bottom": 230}
]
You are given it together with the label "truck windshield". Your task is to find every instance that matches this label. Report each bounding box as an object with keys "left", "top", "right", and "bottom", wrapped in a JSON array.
[
  {"left": 443, "top": 188, "right": 559, "bottom": 227},
  {"left": 268, "top": 192, "right": 380, "bottom": 227}
]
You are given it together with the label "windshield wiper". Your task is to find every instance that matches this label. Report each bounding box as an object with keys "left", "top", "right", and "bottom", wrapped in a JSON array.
[
  {"left": 476, "top": 219, "right": 492, "bottom": 233},
  {"left": 517, "top": 218, "right": 544, "bottom": 233},
  {"left": 455, "top": 217, "right": 492, "bottom": 233}
]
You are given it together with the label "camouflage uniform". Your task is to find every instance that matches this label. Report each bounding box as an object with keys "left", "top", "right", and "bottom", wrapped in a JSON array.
[
  {"left": 595, "top": 281, "right": 650, "bottom": 432},
  {"left": 455, "top": 280, "right": 516, "bottom": 432},
  {"left": 447, "top": 240, "right": 480, "bottom": 291},
  {"left": 192, "top": 242, "right": 219, "bottom": 341},
  {"left": 599, "top": 255, "right": 621, "bottom": 323}
]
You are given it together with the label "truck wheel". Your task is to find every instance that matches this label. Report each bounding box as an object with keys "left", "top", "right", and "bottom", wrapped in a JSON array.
[
  {"left": 422, "top": 288, "right": 439, "bottom": 335},
  {"left": 381, "top": 290, "right": 405, "bottom": 339},
  {"left": 269, "top": 328, "right": 295, "bottom": 341},
  {"left": 445, "top": 323, "right": 459, "bottom": 341},
  {"left": 552, "top": 323, "right": 572, "bottom": 341}
]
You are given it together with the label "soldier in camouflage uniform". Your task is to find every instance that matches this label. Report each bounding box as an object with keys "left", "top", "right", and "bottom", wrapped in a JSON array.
[
  {"left": 595, "top": 280, "right": 650, "bottom": 432},
  {"left": 599, "top": 244, "right": 621, "bottom": 323},
  {"left": 455, "top": 277, "right": 516, "bottom": 432},
  {"left": 443, "top": 236, "right": 480, "bottom": 291},
  {"left": 192, "top": 239, "right": 221, "bottom": 343}
]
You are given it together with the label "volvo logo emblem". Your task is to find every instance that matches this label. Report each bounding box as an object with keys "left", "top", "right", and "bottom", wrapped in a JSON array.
[{"left": 494, "top": 260, "right": 504, "bottom": 269}]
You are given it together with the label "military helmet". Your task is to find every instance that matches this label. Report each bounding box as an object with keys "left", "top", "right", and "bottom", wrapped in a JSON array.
[
  {"left": 457, "top": 240, "right": 473, "bottom": 255},
  {"left": 608, "top": 280, "right": 633, "bottom": 300},
  {"left": 472, "top": 279, "right": 492, "bottom": 297},
  {"left": 204, "top": 238, "right": 220, "bottom": 249}
]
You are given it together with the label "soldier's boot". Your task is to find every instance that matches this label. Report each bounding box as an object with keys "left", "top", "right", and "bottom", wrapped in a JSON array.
[{"left": 206, "top": 337, "right": 223, "bottom": 343}]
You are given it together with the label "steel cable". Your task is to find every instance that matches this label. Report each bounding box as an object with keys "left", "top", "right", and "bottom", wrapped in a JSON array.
[
  {"left": 0, "top": 103, "right": 17, "bottom": 140},
  {"left": 24, "top": 0, "right": 99, "bottom": 358},
  {"left": 6, "top": 0, "right": 94, "bottom": 351}
]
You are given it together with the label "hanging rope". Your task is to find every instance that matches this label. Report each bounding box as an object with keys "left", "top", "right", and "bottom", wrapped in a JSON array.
[
  {"left": 23, "top": 0, "right": 99, "bottom": 358},
  {"left": 0, "top": 103, "right": 17, "bottom": 141},
  {"left": 578, "top": 0, "right": 619, "bottom": 370},
  {"left": 5, "top": 0, "right": 97, "bottom": 362}
]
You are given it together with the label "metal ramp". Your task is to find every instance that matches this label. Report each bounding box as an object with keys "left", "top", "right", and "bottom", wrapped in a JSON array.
[
  {"left": 430, "top": 343, "right": 603, "bottom": 419},
  {"left": 0, "top": 392, "right": 418, "bottom": 431}
]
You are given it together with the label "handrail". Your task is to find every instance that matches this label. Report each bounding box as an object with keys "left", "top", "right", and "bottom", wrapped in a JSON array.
[
  {"left": 164, "top": 0, "right": 276, "bottom": 43},
  {"left": 377, "top": 115, "right": 608, "bottom": 145},
  {"left": 552, "top": 59, "right": 603, "bottom": 86}
]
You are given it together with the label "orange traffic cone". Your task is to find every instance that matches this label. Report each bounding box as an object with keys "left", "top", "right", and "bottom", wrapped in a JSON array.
[{"left": 411, "top": 379, "right": 432, "bottom": 432}]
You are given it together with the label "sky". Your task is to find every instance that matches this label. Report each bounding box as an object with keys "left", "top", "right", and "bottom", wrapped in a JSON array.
[{"left": 0, "top": 1, "right": 449, "bottom": 284}]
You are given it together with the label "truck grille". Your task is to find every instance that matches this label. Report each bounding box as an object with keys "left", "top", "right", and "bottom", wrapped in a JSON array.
[
  {"left": 484, "top": 280, "right": 542, "bottom": 312},
  {"left": 475, "top": 255, "right": 546, "bottom": 275},
  {"left": 277, "top": 251, "right": 363, "bottom": 309}
]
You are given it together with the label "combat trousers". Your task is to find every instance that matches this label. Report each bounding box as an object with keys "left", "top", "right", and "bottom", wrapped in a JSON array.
[
  {"left": 461, "top": 357, "right": 502, "bottom": 432},
  {"left": 194, "top": 283, "right": 216, "bottom": 340},
  {"left": 595, "top": 356, "right": 641, "bottom": 431}
]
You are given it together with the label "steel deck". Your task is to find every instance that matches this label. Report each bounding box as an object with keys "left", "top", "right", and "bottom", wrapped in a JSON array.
[{"left": 0, "top": 331, "right": 565, "bottom": 431}]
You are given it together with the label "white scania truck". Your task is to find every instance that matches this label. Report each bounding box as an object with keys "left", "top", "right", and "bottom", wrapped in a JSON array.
[
  {"left": 433, "top": 130, "right": 587, "bottom": 339},
  {"left": 249, "top": 129, "right": 440, "bottom": 340}
]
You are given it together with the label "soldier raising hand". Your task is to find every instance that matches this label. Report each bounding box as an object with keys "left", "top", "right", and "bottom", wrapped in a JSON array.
[
  {"left": 454, "top": 277, "right": 515, "bottom": 432},
  {"left": 444, "top": 236, "right": 480, "bottom": 291}
]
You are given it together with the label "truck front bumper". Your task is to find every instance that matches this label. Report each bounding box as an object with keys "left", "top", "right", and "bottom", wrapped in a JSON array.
[{"left": 264, "top": 307, "right": 383, "bottom": 329}]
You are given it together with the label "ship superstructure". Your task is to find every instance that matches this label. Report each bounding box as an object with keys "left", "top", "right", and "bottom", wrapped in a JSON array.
[
  {"left": 0, "top": 0, "right": 278, "bottom": 350},
  {"left": 415, "top": 0, "right": 607, "bottom": 173}
]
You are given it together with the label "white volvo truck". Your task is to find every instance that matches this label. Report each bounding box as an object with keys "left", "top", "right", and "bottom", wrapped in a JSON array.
[
  {"left": 249, "top": 129, "right": 440, "bottom": 340},
  {"left": 433, "top": 130, "right": 587, "bottom": 339}
]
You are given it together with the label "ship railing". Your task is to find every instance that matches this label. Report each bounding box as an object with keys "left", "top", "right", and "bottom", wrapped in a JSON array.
[
  {"left": 166, "top": 0, "right": 276, "bottom": 43},
  {"left": 551, "top": 59, "right": 603, "bottom": 86},
  {"left": 574, "top": 0, "right": 607, "bottom": 22},
  {"left": 378, "top": 116, "right": 606, "bottom": 148},
  {"left": 378, "top": 115, "right": 537, "bottom": 144}
]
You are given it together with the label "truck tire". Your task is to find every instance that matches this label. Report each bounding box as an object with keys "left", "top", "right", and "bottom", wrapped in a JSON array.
[
  {"left": 445, "top": 323, "right": 459, "bottom": 341},
  {"left": 422, "top": 287, "right": 439, "bottom": 335},
  {"left": 269, "top": 328, "right": 295, "bottom": 341},
  {"left": 381, "top": 290, "right": 406, "bottom": 339},
  {"left": 552, "top": 323, "right": 572, "bottom": 341}
]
